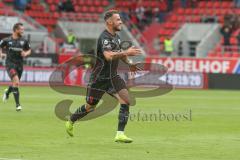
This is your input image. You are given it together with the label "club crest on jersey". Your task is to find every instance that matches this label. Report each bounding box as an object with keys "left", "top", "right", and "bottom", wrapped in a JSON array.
[
  {"left": 103, "top": 39, "right": 109, "bottom": 45},
  {"left": 20, "top": 41, "right": 24, "bottom": 46}
]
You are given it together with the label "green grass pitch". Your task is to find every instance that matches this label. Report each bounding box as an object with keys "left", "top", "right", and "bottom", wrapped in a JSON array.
[{"left": 0, "top": 86, "right": 240, "bottom": 160}]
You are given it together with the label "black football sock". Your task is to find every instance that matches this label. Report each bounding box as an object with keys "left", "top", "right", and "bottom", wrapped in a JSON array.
[
  {"left": 6, "top": 86, "right": 13, "bottom": 95},
  {"left": 70, "top": 104, "right": 93, "bottom": 123},
  {"left": 118, "top": 104, "right": 129, "bottom": 131},
  {"left": 12, "top": 87, "right": 20, "bottom": 107}
]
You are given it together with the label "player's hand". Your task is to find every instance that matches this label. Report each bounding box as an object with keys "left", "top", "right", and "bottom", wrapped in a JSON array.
[
  {"left": 125, "top": 47, "right": 141, "bottom": 56},
  {"left": 21, "top": 51, "right": 27, "bottom": 57},
  {"left": 0, "top": 53, "right": 6, "bottom": 59},
  {"left": 129, "top": 63, "right": 142, "bottom": 75}
]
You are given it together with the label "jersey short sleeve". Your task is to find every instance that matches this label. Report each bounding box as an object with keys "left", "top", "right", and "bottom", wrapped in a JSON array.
[{"left": 0, "top": 39, "right": 7, "bottom": 49}]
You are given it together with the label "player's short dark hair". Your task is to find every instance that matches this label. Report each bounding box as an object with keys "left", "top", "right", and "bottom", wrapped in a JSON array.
[
  {"left": 104, "top": 10, "right": 120, "bottom": 21},
  {"left": 13, "top": 23, "right": 23, "bottom": 32}
]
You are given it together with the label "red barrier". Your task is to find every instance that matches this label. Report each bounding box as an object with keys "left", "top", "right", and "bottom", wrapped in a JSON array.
[
  {"left": 145, "top": 57, "right": 240, "bottom": 74},
  {"left": 0, "top": 66, "right": 84, "bottom": 86}
]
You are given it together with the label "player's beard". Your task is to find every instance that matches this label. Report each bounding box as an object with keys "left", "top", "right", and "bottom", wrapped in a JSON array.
[
  {"left": 114, "top": 26, "right": 121, "bottom": 32},
  {"left": 17, "top": 32, "right": 23, "bottom": 38}
]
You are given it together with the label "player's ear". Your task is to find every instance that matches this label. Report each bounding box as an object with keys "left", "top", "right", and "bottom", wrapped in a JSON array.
[{"left": 106, "top": 18, "right": 113, "bottom": 25}]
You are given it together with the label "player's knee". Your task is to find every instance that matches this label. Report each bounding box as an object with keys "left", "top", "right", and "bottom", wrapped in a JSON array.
[
  {"left": 12, "top": 76, "right": 20, "bottom": 86},
  {"left": 122, "top": 98, "right": 130, "bottom": 106},
  {"left": 117, "top": 96, "right": 130, "bottom": 105},
  {"left": 125, "top": 99, "right": 130, "bottom": 106},
  {"left": 117, "top": 90, "right": 130, "bottom": 105},
  {"left": 13, "top": 81, "right": 19, "bottom": 87}
]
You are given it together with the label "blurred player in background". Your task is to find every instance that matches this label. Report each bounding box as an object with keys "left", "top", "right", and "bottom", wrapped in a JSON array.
[
  {"left": 0, "top": 23, "right": 31, "bottom": 111},
  {"left": 65, "top": 10, "right": 142, "bottom": 143}
]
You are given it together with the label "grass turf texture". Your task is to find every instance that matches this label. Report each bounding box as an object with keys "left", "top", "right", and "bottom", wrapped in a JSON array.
[{"left": 0, "top": 86, "right": 239, "bottom": 160}]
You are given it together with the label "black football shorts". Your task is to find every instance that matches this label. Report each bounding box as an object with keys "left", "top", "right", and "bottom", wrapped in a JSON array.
[
  {"left": 86, "top": 75, "right": 127, "bottom": 105},
  {"left": 6, "top": 63, "right": 23, "bottom": 80}
]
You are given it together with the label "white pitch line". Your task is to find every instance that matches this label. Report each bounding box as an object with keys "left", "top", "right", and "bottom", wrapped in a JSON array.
[{"left": 0, "top": 158, "right": 23, "bottom": 160}]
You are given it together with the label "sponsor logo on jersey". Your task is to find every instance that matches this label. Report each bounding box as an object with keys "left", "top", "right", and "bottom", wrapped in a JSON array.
[
  {"left": 9, "top": 47, "right": 23, "bottom": 52},
  {"left": 103, "top": 39, "right": 109, "bottom": 45}
]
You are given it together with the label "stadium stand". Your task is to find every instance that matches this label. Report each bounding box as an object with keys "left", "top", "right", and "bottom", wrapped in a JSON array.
[
  {"left": 116, "top": 0, "right": 240, "bottom": 58},
  {"left": 1, "top": 0, "right": 111, "bottom": 55},
  {"left": 2, "top": 0, "right": 109, "bottom": 32}
]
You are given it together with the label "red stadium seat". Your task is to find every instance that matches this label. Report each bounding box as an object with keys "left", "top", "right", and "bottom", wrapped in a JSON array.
[
  {"left": 47, "top": 26, "right": 53, "bottom": 32},
  {"left": 78, "top": 0, "right": 85, "bottom": 5},
  {"left": 102, "top": 0, "right": 109, "bottom": 6},
  {"left": 232, "top": 52, "right": 240, "bottom": 58},
  {"left": 214, "top": 10, "right": 222, "bottom": 16},
  {"left": 159, "top": 1, "right": 167, "bottom": 11},
  {"left": 68, "top": 12, "right": 76, "bottom": 20},
  {"left": 216, "top": 53, "right": 223, "bottom": 57},
  {"left": 177, "top": 8, "right": 184, "bottom": 14},
  {"left": 151, "top": 1, "right": 158, "bottom": 8},
  {"left": 74, "top": 6, "right": 80, "bottom": 12},
  {"left": 208, "top": 52, "right": 213, "bottom": 57},
  {"left": 0, "top": 10, "right": 5, "bottom": 15},
  {"left": 86, "top": 0, "right": 93, "bottom": 6},
  {"left": 198, "top": 2, "right": 206, "bottom": 8},
  {"left": 93, "top": 0, "right": 101, "bottom": 6},
  {"left": 206, "top": 2, "right": 214, "bottom": 8},
  {"left": 230, "top": 38, "right": 237, "bottom": 45},
  {"left": 82, "top": 6, "right": 88, "bottom": 13},
  {"left": 89, "top": 6, "right": 95, "bottom": 13},
  {"left": 49, "top": 5, "right": 56, "bottom": 12},
  {"left": 97, "top": 7, "right": 104, "bottom": 13},
  {"left": 0, "top": 2, "right": 4, "bottom": 8},
  {"left": 159, "top": 37, "right": 165, "bottom": 43},
  {"left": 177, "top": 16, "right": 185, "bottom": 22},
  {"left": 142, "top": 1, "right": 151, "bottom": 7},
  {"left": 213, "top": 1, "right": 221, "bottom": 8},
  {"left": 222, "top": 2, "right": 232, "bottom": 8},
  {"left": 191, "top": 9, "right": 198, "bottom": 15},
  {"left": 170, "top": 15, "right": 178, "bottom": 22},
  {"left": 61, "top": 12, "right": 67, "bottom": 17},
  {"left": 223, "top": 52, "right": 232, "bottom": 58},
  {"left": 35, "top": 12, "right": 43, "bottom": 18},
  {"left": 46, "top": 0, "right": 53, "bottom": 4},
  {"left": 184, "top": 9, "right": 192, "bottom": 15},
  {"left": 208, "top": 52, "right": 217, "bottom": 57},
  {"left": 92, "top": 14, "right": 99, "bottom": 22},
  {"left": 54, "top": 0, "right": 60, "bottom": 4},
  {"left": 52, "top": 12, "right": 60, "bottom": 18}
]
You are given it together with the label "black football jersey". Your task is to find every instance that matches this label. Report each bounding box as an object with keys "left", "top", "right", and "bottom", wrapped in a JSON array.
[
  {"left": 90, "top": 30, "right": 122, "bottom": 81},
  {"left": 0, "top": 36, "right": 31, "bottom": 65}
]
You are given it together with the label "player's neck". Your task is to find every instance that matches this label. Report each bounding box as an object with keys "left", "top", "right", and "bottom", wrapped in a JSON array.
[
  {"left": 12, "top": 33, "right": 20, "bottom": 39},
  {"left": 106, "top": 27, "right": 116, "bottom": 36}
]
